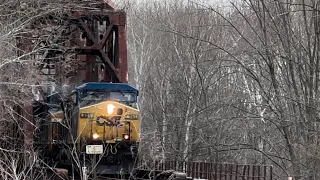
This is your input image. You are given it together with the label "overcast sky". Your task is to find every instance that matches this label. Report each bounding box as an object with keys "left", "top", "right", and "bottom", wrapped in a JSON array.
[{"left": 113, "top": 0, "right": 232, "bottom": 8}]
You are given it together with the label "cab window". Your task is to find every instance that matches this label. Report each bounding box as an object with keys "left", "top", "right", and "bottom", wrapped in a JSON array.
[
  {"left": 78, "top": 90, "right": 138, "bottom": 108},
  {"left": 79, "top": 91, "right": 107, "bottom": 107},
  {"left": 109, "top": 92, "right": 136, "bottom": 102}
]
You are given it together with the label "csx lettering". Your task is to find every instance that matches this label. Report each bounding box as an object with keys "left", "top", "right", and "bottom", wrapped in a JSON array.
[{"left": 96, "top": 116, "right": 118, "bottom": 126}]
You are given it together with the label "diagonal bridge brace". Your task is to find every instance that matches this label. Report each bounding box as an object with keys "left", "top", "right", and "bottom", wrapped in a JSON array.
[{"left": 78, "top": 19, "right": 120, "bottom": 82}]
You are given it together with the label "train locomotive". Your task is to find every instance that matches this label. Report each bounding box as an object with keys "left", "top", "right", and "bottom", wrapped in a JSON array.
[{"left": 34, "top": 82, "right": 140, "bottom": 176}]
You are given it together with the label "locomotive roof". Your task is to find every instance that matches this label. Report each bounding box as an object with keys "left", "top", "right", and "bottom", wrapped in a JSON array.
[{"left": 76, "top": 82, "right": 138, "bottom": 94}]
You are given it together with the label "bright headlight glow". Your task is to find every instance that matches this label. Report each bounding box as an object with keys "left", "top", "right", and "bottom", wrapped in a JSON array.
[
  {"left": 107, "top": 104, "right": 115, "bottom": 115},
  {"left": 123, "top": 134, "right": 129, "bottom": 140},
  {"left": 92, "top": 133, "right": 100, "bottom": 139}
]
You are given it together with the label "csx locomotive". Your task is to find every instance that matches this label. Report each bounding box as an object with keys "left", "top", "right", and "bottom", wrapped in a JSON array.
[{"left": 34, "top": 82, "right": 140, "bottom": 176}]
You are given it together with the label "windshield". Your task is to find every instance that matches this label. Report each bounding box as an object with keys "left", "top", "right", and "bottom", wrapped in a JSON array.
[
  {"left": 79, "top": 91, "right": 137, "bottom": 107},
  {"left": 109, "top": 92, "right": 136, "bottom": 102},
  {"left": 47, "top": 93, "right": 62, "bottom": 113},
  {"left": 79, "top": 91, "right": 107, "bottom": 107}
]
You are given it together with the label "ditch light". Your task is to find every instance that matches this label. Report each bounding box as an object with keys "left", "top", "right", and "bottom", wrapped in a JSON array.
[{"left": 123, "top": 134, "right": 130, "bottom": 140}]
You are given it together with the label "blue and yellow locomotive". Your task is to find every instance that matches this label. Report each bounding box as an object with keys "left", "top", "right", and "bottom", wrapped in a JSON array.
[{"left": 35, "top": 82, "right": 140, "bottom": 176}]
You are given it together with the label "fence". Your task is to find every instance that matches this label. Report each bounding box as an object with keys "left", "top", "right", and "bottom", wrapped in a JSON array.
[{"left": 137, "top": 160, "right": 273, "bottom": 180}]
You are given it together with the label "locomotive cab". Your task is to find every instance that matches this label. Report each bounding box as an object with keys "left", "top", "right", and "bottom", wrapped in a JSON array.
[
  {"left": 48, "top": 82, "right": 140, "bottom": 176},
  {"left": 73, "top": 83, "right": 140, "bottom": 144}
]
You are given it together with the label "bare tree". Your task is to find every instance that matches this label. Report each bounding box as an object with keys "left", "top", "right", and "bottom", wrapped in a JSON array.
[
  {"left": 125, "top": 0, "right": 320, "bottom": 179},
  {"left": 0, "top": 1, "right": 93, "bottom": 179}
]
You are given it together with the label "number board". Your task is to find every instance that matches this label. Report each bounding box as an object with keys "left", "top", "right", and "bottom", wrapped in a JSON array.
[
  {"left": 86, "top": 145, "right": 103, "bottom": 154},
  {"left": 80, "top": 113, "right": 94, "bottom": 119}
]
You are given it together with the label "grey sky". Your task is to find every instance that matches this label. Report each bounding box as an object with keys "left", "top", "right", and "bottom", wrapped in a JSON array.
[{"left": 113, "top": 0, "right": 232, "bottom": 8}]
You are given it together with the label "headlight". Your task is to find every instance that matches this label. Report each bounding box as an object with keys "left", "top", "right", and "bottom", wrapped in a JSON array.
[
  {"left": 92, "top": 133, "right": 100, "bottom": 140},
  {"left": 123, "top": 134, "right": 130, "bottom": 140},
  {"left": 107, "top": 104, "right": 115, "bottom": 115}
]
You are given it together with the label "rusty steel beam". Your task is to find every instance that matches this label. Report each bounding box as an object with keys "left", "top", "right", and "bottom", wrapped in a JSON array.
[
  {"left": 103, "top": 0, "right": 118, "bottom": 10},
  {"left": 70, "top": 10, "right": 127, "bottom": 83},
  {"left": 113, "top": 11, "right": 128, "bottom": 83},
  {"left": 100, "top": 25, "right": 113, "bottom": 48},
  {"left": 32, "top": 0, "right": 129, "bottom": 86}
]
